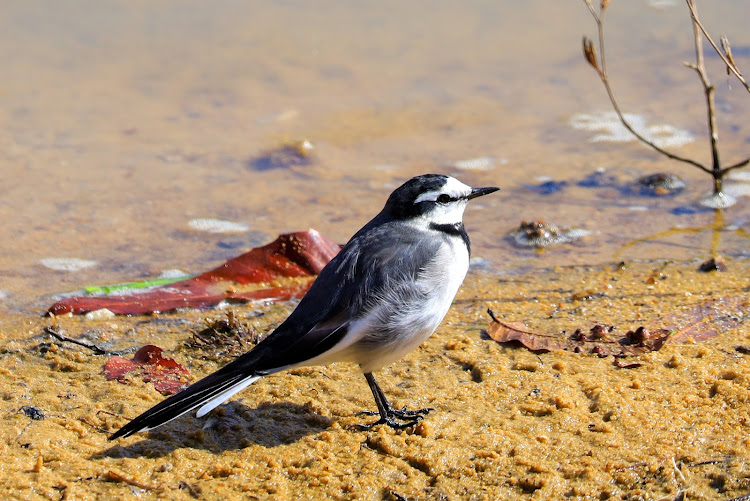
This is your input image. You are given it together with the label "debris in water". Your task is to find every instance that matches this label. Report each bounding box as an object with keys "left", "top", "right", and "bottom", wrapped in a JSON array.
[
  {"left": 250, "top": 139, "right": 315, "bottom": 170},
  {"left": 631, "top": 173, "right": 686, "bottom": 196},
  {"left": 508, "top": 221, "right": 590, "bottom": 248}
]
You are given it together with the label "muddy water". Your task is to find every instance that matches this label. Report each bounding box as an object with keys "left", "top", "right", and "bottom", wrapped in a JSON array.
[{"left": 1, "top": 1, "right": 749, "bottom": 499}]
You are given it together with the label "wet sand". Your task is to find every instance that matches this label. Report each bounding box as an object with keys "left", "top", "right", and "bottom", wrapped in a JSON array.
[{"left": 1, "top": 259, "right": 749, "bottom": 500}]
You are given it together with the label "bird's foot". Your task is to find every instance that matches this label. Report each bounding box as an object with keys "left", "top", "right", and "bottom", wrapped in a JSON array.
[
  {"left": 353, "top": 406, "right": 435, "bottom": 431},
  {"left": 390, "top": 405, "right": 434, "bottom": 419}
]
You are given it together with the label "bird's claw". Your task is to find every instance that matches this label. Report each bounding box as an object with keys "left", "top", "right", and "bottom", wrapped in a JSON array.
[
  {"left": 352, "top": 406, "right": 435, "bottom": 431},
  {"left": 392, "top": 406, "right": 435, "bottom": 418}
]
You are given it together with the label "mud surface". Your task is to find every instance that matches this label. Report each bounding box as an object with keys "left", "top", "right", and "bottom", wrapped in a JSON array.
[{"left": 1, "top": 260, "right": 749, "bottom": 500}]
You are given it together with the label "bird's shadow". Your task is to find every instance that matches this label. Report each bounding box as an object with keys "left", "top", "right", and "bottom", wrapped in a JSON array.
[{"left": 96, "top": 400, "right": 333, "bottom": 459}]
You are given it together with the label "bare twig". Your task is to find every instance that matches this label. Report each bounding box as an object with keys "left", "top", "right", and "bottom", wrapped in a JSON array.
[
  {"left": 582, "top": 5, "right": 713, "bottom": 176},
  {"left": 102, "top": 470, "right": 163, "bottom": 491},
  {"left": 581, "top": 0, "right": 750, "bottom": 197},
  {"left": 43, "top": 327, "right": 118, "bottom": 356},
  {"left": 685, "top": 0, "right": 749, "bottom": 92}
]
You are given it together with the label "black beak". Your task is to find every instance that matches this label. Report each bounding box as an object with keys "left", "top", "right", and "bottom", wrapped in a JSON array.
[{"left": 467, "top": 186, "right": 500, "bottom": 200}]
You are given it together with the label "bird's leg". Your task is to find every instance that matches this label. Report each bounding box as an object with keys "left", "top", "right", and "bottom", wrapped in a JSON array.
[{"left": 354, "top": 372, "right": 434, "bottom": 430}]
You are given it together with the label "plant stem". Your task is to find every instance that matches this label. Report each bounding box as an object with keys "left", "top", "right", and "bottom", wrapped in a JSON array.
[
  {"left": 685, "top": 0, "right": 750, "bottom": 93},
  {"left": 686, "top": 0, "right": 722, "bottom": 193}
]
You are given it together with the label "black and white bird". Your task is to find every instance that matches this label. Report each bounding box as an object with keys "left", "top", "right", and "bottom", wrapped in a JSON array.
[{"left": 110, "top": 174, "right": 498, "bottom": 439}]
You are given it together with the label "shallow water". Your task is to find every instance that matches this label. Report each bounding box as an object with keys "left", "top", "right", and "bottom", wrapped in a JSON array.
[{"left": 0, "top": 0, "right": 748, "bottom": 311}]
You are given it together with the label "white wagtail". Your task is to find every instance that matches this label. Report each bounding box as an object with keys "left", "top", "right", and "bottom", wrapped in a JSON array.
[{"left": 110, "top": 174, "right": 498, "bottom": 439}]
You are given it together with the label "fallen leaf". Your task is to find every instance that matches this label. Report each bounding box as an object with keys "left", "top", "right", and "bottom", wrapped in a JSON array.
[
  {"left": 486, "top": 296, "right": 749, "bottom": 358},
  {"left": 48, "top": 230, "right": 341, "bottom": 316},
  {"left": 103, "top": 345, "right": 189, "bottom": 395},
  {"left": 613, "top": 360, "right": 643, "bottom": 369},
  {"left": 486, "top": 309, "right": 670, "bottom": 357},
  {"left": 659, "top": 296, "right": 749, "bottom": 343}
]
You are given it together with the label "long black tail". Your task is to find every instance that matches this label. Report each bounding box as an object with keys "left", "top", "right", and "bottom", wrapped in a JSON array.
[{"left": 109, "top": 363, "right": 258, "bottom": 440}]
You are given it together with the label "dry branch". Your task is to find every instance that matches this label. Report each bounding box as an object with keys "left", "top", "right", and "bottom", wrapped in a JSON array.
[{"left": 580, "top": 0, "right": 750, "bottom": 198}]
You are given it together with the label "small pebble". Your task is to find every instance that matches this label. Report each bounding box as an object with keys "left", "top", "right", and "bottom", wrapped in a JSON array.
[
  {"left": 633, "top": 173, "right": 686, "bottom": 196},
  {"left": 20, "top": 405, "right": 45, "bottom": 420},
  {"left": 84, "top": 308, "right": 116, "bottom": 320}
]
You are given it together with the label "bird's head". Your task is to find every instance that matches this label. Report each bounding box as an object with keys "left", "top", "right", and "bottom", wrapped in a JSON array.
[{"left": 383, "top": 174, "right": 499, "bottom": 225}]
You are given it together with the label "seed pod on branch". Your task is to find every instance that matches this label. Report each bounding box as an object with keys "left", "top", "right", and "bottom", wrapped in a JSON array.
[
  {"left": 720, "top": 36, "right": 738, "bottom": 75},
  {"left": 583, "top": 37, "right": 601, "bottom": 73},
  {"left": 601, "top": 0, "right": 610, "bottom": 12}
]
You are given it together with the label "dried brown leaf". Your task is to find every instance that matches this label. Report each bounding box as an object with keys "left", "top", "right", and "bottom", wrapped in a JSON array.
[
  {"left": 487, "top": 296, "right": 748, "bottom": 358},
  {"left": 486, "top": 310, "right": 670, "bottom": 358}
]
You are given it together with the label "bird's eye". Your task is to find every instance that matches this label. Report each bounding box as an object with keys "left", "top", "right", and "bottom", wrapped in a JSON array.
[{"left": 437, "top": 194, "right": 451, "bottom": 204}]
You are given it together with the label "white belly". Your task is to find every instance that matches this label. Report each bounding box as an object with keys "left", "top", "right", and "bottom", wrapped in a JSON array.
[{"left": 351, "top": 237, "right": 469, "bottom": 372}]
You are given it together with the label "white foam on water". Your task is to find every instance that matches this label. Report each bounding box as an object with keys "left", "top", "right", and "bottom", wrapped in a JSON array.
[
  {"left": 40, "top": 258, "right": 97, "bottom": 272},
  {"left": 570, "top": 111, "right": 694, "bottom": 148},
  {"left": 188, "top": 218, "right": 249, "bottom": 233},
  {"left": 453, "top": 156, "right": 494, "bottom": 171},
  {"left": 700, "top": 192, "right": 737, "bottom": 209}
]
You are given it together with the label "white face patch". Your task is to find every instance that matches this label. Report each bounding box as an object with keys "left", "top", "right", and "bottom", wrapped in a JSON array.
[
  {"left": 425, "top": 199, "right": 468, "bottom": 225},
  {"left": 413, "top": 177, "right": 472, "bottom": 204},
  {"left": 412, "top": 177, "right": 473, "bottom": 226}
]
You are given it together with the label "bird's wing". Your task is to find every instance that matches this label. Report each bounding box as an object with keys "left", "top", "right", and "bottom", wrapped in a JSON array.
[{"left": 251, "top": 218, "right": 443, "bottom": 371}]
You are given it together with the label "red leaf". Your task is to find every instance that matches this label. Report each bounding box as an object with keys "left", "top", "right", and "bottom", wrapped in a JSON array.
[
  {"left": 48, "top": 230, "right": 341, "bottom": 316},
  {"left": 102, "top": 356, "right": 138, "bottom": 380},
  {"left": 103, "top": 345, "right": 190, "bottom": 395}
]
